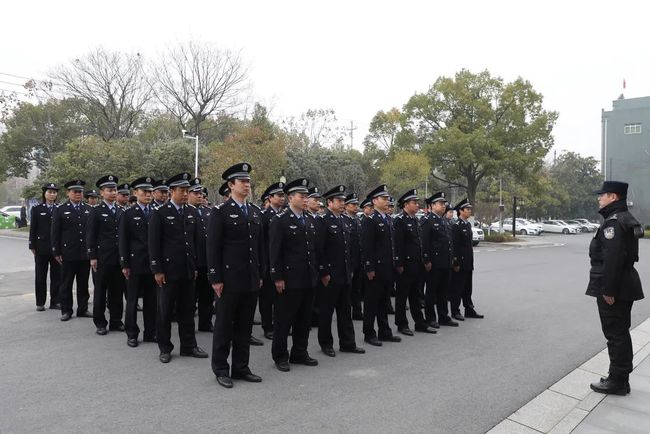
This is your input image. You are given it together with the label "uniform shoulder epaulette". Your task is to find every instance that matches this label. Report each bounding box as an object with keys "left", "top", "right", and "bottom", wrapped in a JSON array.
[
  {"left": 276, "top": 210, "right": 286, "bottom": 217},
  {"left": 606, "top": 214, "right": 618, "bottom": 221},
  {"left": 187, "top": 203, "right": 197, "bottom": 209},
  {"left": 216, "top": 203, "right": 225, "bottom": 210},
  {"left": 395, "top": 213, "right": 405, "bottom": 219},
  {"left": 250, "top": 203, "right": 262, "bottom": 211}
]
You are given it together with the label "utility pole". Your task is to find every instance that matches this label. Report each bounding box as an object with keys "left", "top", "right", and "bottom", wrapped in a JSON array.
[
  {"left": 512, "top": 196, "right": 518, "bottom": 237},
  {"left": 347, "top": 120, "right": 357, "bottom": 149}
]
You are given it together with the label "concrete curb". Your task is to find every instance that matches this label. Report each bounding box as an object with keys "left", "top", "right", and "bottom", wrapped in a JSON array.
[{"left": 0, "top": 229, "right": 29, "bottom": 239}]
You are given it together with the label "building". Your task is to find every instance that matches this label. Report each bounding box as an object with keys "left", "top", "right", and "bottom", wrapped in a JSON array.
[{"left": 601, "top": 95, "right": 650, "bottom": 226}]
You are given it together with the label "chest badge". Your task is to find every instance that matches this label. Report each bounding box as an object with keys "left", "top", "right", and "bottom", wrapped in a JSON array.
[{"left": 604, "top": 227, "right": 615, "bottom": 239}]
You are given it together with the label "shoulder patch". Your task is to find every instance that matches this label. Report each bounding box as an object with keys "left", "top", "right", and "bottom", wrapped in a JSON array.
[{"left": 604, "top": 227, "right": 615, "bottom": 240}]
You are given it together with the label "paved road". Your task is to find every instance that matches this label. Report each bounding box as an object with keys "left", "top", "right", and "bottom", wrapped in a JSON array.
[{"left": 0, "top": 234, "right": 648, "bottom": 433}]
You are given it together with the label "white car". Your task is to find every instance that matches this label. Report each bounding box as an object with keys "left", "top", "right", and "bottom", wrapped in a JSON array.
[
  {"left": 472, "top": 226, "right": 484, "bottom": 246},
  {"left": 543, "top": 220, "right": 578, "bottom": 234},
  {"left": 0, "top": 205, "right": 21, "bottom": 219},
  {"left": 489, "top": 220, "right": 540, "bottom": 236},
  {"left": 571, "top": 219, "right": 599, "bottom": 232}
]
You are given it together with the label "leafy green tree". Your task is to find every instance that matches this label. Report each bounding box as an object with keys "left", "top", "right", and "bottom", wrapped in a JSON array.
[
  {"left": 549, "top": 151, "right": 602, "bottom": 218},
  {"left": 363, "top": 108, "right": 416, "bottom": 158},
  {"left": 380, "top": 151, "right": 431, "bottom": 199}
]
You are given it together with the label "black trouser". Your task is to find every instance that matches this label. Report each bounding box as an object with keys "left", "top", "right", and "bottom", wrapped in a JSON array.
[
  {"left": 350, "top": 266, "right": 363, "bottom": 316},
  {"left": 450, "top": 269, "right": 474, "bottom": 314},
  {"left": 395, "top": 268, "right": 427, "bottom": 329},
  {"left": 34, "top": 254, "right": 60, "bottom": 307},
  {"left": 597, "top": 297, "right": 634, "bottom": 381},
  {"left": 195, "top": 267, "right": 213, "bottom": 330},
  {"left": 59, "top": 259, "right": 90, "bottom": 315},
  {"left": 425, "top": 268, "right": 451, "bottom": 323},
  {"left": 125, "top": 273, "right": 157, "bottom": 340},
  {"left": 259, "top": 277, "right": 275, "bottom": 333},
  {"left": 317, "top": 282, "right": 356, "bottom": 350},
  {"left": 272, "top": 287, "right": 314, "bottom": 363},
  {"left": 93, "top": 263, "right": 125, "bottom": 328},
  {"left": 363, "top": 275, "right": 394, "bottom": 339},
  {"left": 157, "top": 278, "right": 197, "bottom": 354},
  {"left": 212, "top": 290, "right": 258, "bottom": 377}
]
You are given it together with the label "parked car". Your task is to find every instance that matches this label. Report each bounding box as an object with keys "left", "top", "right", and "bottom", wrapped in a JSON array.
[
  {"left": 472, "top": 226, "right": 484, "bottom": 246},
  {"left": 0, "top": 210, "right": 17, "bottom": 229},
  {"left": 564, "top": 219, "right": 592, "bottom": 233},
  {"left": 571, "top": 218, "right": 599, "bottom": 232},
  {"left": 0, "top": 205, "right": 21, "bottom": 219},
  {"left": 542, "top": 220, "right": 579, "bottom": 234},
  {"left": 489, "top": 220, "right": 541, "bottom": 236}
]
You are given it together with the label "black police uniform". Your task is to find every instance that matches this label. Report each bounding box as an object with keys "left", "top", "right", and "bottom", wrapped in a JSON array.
[
  {"left": 260, "top": 204, "right": 280, "bottom": 336},
  {"left": 343, "top": 195, "right": 363, "bottom": 320},
  {"left": 148, "top": 190, "right": 201, "bottom": 356},
  {"left": 29, "top": 196, "right": 60, "bottom": 309},
  {"left": 207, "top": 195, "right": 264, "bottom": 379},
  {"left": 587, "top": 196, "right": 644, "bottom": 385},
  {"left": 192, "top": 202, "right": 214, "bottom": 331},
  {"left": 450, "top": 215, "right": 475, "bottom": 316},
  {"left": 87, "top": 197, "right": 126, "bottom": 330},
  {"left": 51, "top": 189, "right": 92, "bottom": 317},
  {"left": 119, "top": 200, "right": 157, "bottom": 343}
]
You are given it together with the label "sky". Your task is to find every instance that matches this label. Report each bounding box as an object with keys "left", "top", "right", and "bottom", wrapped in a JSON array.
[{"left": 1, "top": 0, "right": 648, "bottom": 161}]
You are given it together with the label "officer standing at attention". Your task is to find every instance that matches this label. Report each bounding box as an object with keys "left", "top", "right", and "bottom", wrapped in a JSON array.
[
  {"left": 343, "top": 193, "right": 364, "bottom": 320},
  {"left": 361, "top": 198, "right": 373, "bottom": 219},
  {"left": 269, "top": 178, "right": 319, "bottom": 372},
  {"left": 587, "top": 181, "right": 644, "bottom": 396},
  {"left": 360, "top": 185, "right": 401, "bottom": 346},
  {"left": 188, "top": 177, "right": 213, "bottom": 332},
  {"left": 219, "top": 182, "right": 231, "bottom": 202},
  {"left": 51, "top": 180, "right": 93, "bottom": 321},
  {"left": 149, "top": 172, "right": 208, "bottom": 363},
  {"left": 119, "top": 176, "right": 157, "bottom": 347},
  {"left": 84, "top": 190, "right": 99, "bottom": 207},
  {"left": 393, "top": 189, "right": 437, "bottom": 336},
  {"left": 421, "top": 192, "right": 458, "bottom": 328},
  {"left": 87, "top": 175, "right": 126, "bottom": 335},
  {"left": 116, "top": 183, "right": 131, "bottom": 209},
  {"left": 450, "top": 199, "right": 484, "bottom": 321},
  {"left": 29, "top": 182, "right": 61, "bottom": 311},
  {"left": 207, "top": 163, "right": 264, "bottom": 388},
  {"left": 151, "top": 179, "right": 169, "bottom": 209}
]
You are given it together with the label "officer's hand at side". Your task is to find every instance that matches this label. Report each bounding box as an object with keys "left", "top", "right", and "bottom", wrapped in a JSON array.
[
  {"left": 194, "top": 270, "right": 198, "bottom": 280},
  {"left": 321, "top": 275, "right": 331, "bottom": 287},
  {"left": 122, "top": 268, "right": 130, "bottom": 280},
  {"left": 366, "top": 271, "right": 375, "bottom": 281},
  {"left": 212, "top": 283, "right": 224, "bottom": 298},
  {"left": 453, "top": 265, "right": 460, "bottom": 273},
  {"left": 274, "top": 280, "right": 285, "bottom": 294},
  {"left": 424, "top": 262, "right": 432, "bottom": 273},
  {"left": 396, "top": 266, "right": 404, "bottom": 275},
  {"left": 90, "top": 259, "right": 98, "bottom": 272},
  {"left": 259, "top": 279, "right": 263, "bottom": 288},
  {"left": 154, "top": 273, "right": 166, "bottom": 287},
  {"left": 603, "top": 295, "right": 615, "bottom": 305},
  {"left": 55, "top": 255, "right": 63, "bottom": 264}
]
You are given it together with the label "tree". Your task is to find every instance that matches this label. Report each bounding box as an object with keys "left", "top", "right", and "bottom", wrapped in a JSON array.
[
  {"left": 282, "top": 108, "right": 347, "bottom": 148},
  {"left": 404, "top": 69, "right": 558, "bottom": 208},
  {"left": 380, "top": 151, "right": 431, "bottom": 199},
  {"left": 363, "top": 108, "right": 416, "bottom": 157},
  {"left": 549, "top": 151, "right": 602, "bottom": 218}
]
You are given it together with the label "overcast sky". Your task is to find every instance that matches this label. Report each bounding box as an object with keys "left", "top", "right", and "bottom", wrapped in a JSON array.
[{"left": 1, "top": 0, "right": 647, "bottom": 160}]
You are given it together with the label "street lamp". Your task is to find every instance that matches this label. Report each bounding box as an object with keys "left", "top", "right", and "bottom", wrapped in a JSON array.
[{"left": 182, "top": 129, "right": 199, "bottom": 177}]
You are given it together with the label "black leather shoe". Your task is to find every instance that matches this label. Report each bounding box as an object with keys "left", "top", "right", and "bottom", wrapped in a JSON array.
[
  {"left": 109, "top": 323, "right": 125, "bottom": 332},
  {"left": 180, "top": 346, "right": 209, "bottom": 358},
  {"left": 216, "top": 376, "right": 233, "bottom": 388},
  {"left": 263, "top": 330, "right": 274, "bottom": 340},
  {"left": 275, "top": 361, "right": 291, "bottom": 372},
  {"left": 249, "top": 335, "right": 264, "bottom": 346},
  {"left": 398, "top": 327, "right": 414, "bottom": 336},
  {"left": 96, "top": 327, "right": 108, "bottom": 335},
  {"left": 415, "top": 325, "right": 437, "bottom": 334},
  {"left": 465, "top": 309, "right": 484, "bottom": 319},
  {"left": 340, "top": 347, "right": 365, "bottom": 354},
  {"left": 439, "top": 318, "right": 459, "bottom": 327},
  {"left": 60, "top": 313, "right": 71, "bottom": 321},
  {"left": 429, "top": 321, "right": 440, "bottom": 329},
  {"left": 290, "top": 356, "right": 318, "bottom": 366},
  {"left": 36, "top": 305, "right": 45, "bottom": 312},
  {"left": 590, "top": 378, "right": 629, "bottom": 395},
  {"left": 364, "top": 336, "right": 382, "bottom": 346},
  {"left": 127, "top": 338, "right": 138, "bottom": 347},
  {"left": 198, "top": 324, "right": 214, "bottom": 332},
  {"left": 452, "top": 313, "right": 465, "bottom": 321},
  {"left": 159, "top": 352, "right": 171, "bottom": 363},
  {"left": 379, "top": 335, "right": 402, "bottom": 342},
  {"left": 322, "top": 347, "right": 336, "bottom": 357},
  {"left": 599, "top": 376, "right": 631, "bottom": 393},
  {"left": 77, "top": 311, "right": 93, "bottom": 318},
  {"left": 232, "top": 372, "right": 262, "bottom": 383}
]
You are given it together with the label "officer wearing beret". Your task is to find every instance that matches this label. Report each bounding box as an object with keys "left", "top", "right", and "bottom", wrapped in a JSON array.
[
  {"left": 207, "top": 163, "right": 264, "bottom": 388},
  {"left": 450, "top": 198, "right": 483, "bottom": 321},
  {"left": 119, "top": 176, "right": 157, "bottom": 347},
  {"left": 343, "top": 193, "right": 364, "bottom": 320},
  {"left": 87, "top": 175, "right": 126, "bottom": 335},
  {"left": 393, "top": 189, "right": 437, "bottom": 335},
  {"left": 259, "top": 181, "right": 286, "bottom": 340},
  {"left": 421, "top": 192, "right": 458, "bottom": 328},
  {"left": 84, "top": 190, "right": 99, "bottom": 207},
  {"left": 151, "top": 179, "right": 169, "bottom": 209},
  {"left": 149, "top": 172, "right": 208, "bottom": 363},
  {"left": 116, "top": 183, "right": 130, "bottom": 209},
  {"left": 587, "top": 181, "right": 644, "bottom": 395},
  {"left": 269, "top": 178, "right": 319, "bottom": 371},
  {"left": 51, "top": 180, "right": 92, "bottom": 321},
  {"left": 360, "top": 185, "right": 401, "bottom": 346},
  {"left": 29, "top": 183, "right": 61, "bottom": 311}
]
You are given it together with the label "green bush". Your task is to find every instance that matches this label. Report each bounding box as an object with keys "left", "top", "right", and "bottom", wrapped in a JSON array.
[
  {"left": 484, "top": 233, "right": 516, "bottom": 243},
  {"left": 644, "top": 229, "right": 650, "bottom": 239}
]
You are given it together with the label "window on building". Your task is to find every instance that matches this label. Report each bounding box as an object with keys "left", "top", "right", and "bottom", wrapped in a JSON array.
[{"left": 624, "top": 123, "right": 642, "bottom": 134}]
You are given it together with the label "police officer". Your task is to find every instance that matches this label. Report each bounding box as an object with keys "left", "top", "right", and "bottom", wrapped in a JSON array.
[
  {"left": 219, "top": 182, "right": 230, "bottom": 202},
  {"left": 116, "top": 183, "right": 130, "bottom": 209},
  {"left": 316, "top": 185, "right": 365, "bottom": 356},
  {"left": 29, "top": 182, "right": 61, "bottom": 311},
  {"left": 259, "top": 181, "right": 286, "bottom": 340},
  {"left": 421, "top": 192, "right": 458, "bottom": 328},
  {"left": 361, "top": 198, "right": 373, "bottom": 219},
  {"left": 269, "top": 178, "right": 319, "bottom": 372},
  {"left": 343, "top": 193, "right": 363, "bottom": 320},
  {"left": 87, "top": 175, "right": 126, "bottom": 335},
  {"left": 151, "top": 179, "right": 169, "bottom": 209},
  {"left": 207, "top": 163, "right": 264, "bottom": 388},
  {"left": 84, "top": 190, "right": 99, "bottom": 207},
  {"left": 393, "top": 189, "right": 436, "bottom": 336},
  {"left": 361, "top": 185, "right": 401, "bottom": 346},
  {"left": 307, "top": 186, "right": 323, "bottom": 326},
  {"left": 149, "top": 172, "right": 208, "bottom": 363},
  {"left": 51, "top": 179, "right": 92, "bottom": 321},
  {"left": 450, "top": 199, "right": 483, "bottom": 321},
  {"left": 188, "top": 177, "right": 213, "bottom": 332},
  {"left": 119, "top": 176, "right": 157, "bottom": 347},
  {"left": 588, "top": 181, "right": 644, "bottom": 395}
]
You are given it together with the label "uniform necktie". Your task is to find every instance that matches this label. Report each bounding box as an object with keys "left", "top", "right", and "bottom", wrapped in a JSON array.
[
  {"left": 144, "top": 206, "right": 150, "bottom": 219},
  {"left": 241, "top": 204, "right": 248, "bottom": 217},
  {"left": 299, "top": 214, "right": 305, "bottom": 226}
]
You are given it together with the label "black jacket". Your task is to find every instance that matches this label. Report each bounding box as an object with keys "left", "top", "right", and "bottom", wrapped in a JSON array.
[
  {"left": 343, "top": 213, "right": 361, "bottom": 270},
  {"left": 361, "top": 210, "right": 394, "bottom": 281},
  {"left": 51, "top": 201, "right": 92, "bottom": 261},
  {"left": 29, "top": 203, "right": 57, "bottom": 255},
  {"left": 393, "top": 212, "right": 424, "bottom": 274},
  {"left": 451, "top": 218, "right": 474, "bottom": 271},
  {"left": 261, "top": 206, "right": 280, "bottom": 276},
  {"left": 317, "top": 210, "right": 352, "bottom": 285},
  {"left": 86, "top": 201, "right": 122, "bottom": 266},
  {"left": 191, "top": 204, "right": 211, "bottom": 269},
  {"left": 119, "top": 203, "right": 153, "bottom": 274},
  {"left": 586, "top": 200, "right": 644, "bottom": 301},
  {"left": 206, "top": 199, "right": 263, "bottom": 292},
  {"left": 268, "top": 210, "right": 318, "bottom": 290},
  {"left": 421, "top": 212, "right": 453, "bottom": 269},
  {"left": 148, "top": 201, "right": 199, "bottom": 280}
]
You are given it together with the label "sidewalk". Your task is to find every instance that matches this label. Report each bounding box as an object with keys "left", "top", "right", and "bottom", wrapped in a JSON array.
[
  {"left": 488, "top": 317, "right": 650, "bottom": 433},
  {"left": 480, "top": 237, "right": 564, "bottom": 249},
  {"left": 0, "top": 228, "right": 29, "bottom": 239}
]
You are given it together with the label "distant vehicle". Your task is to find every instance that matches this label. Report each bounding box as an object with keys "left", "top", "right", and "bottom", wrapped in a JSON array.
[
  {"left": 489, "top": 220, "right": 541, "bottom": 236},
  {"left": 0, "top": 210, "right": 17, "bottom": 229},
  {"left": 571, "top": 219, "right": 599, "bottom": 232},
  {"left": 472, "top": 226, "right": 484, "bottom": 246},
  {"left": 542, "top": 220, "right": 578, "bottom": 234},
  {"left": 564, "top": 219, "right": 592, "bottom": 233},
  {"left": 556, "top": 220, "right": 583, "bottom": 233},
  {"left": 0, "top": 206, "right": 21, "bottom": 219}
]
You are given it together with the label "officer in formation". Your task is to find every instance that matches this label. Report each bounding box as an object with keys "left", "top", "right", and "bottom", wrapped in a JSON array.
[
  {"left": 116, "top": 183, "right": 130, "bottom": 208},
  {"left": 151, "top": 180, "right": 168, "bottom": 209},
  {"left": 587, "top": 181, "right": 644, "bottom": 396},
  {"left": 343, "top": 193, "right": 364, "bottom": 320},
  {"left": 84, "top": 189, "right": 99, "bottom": 206}
]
